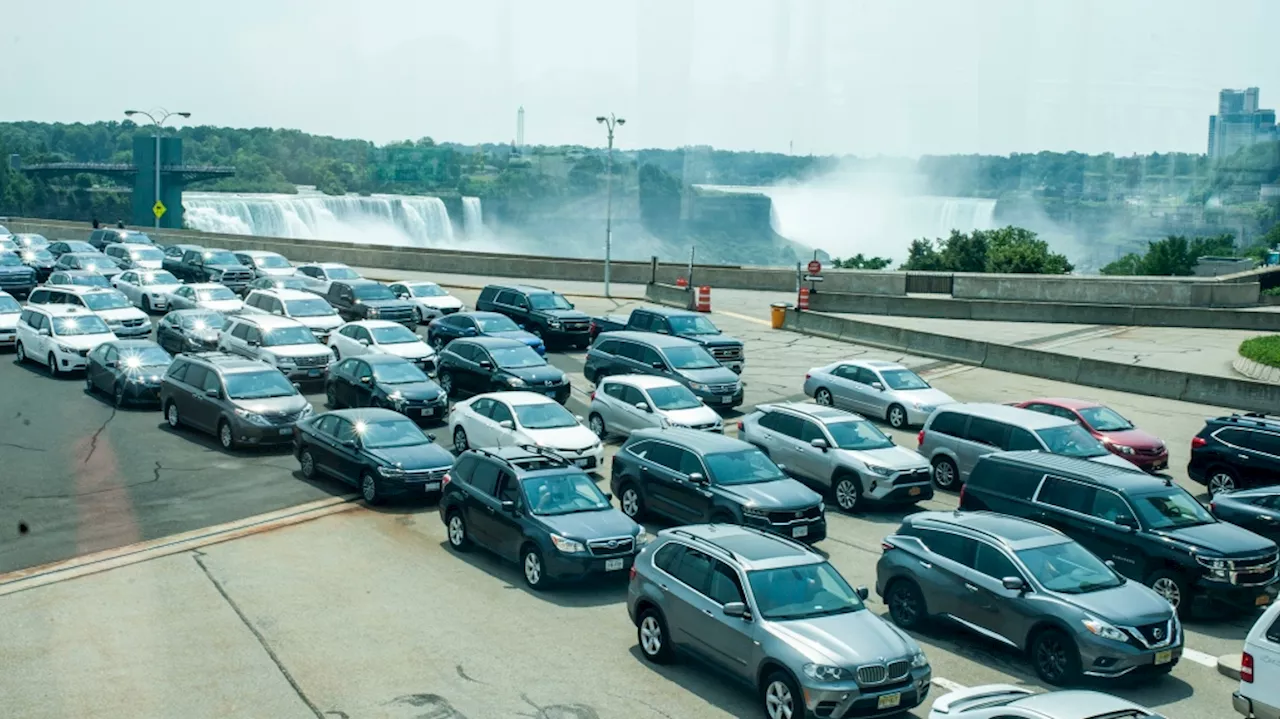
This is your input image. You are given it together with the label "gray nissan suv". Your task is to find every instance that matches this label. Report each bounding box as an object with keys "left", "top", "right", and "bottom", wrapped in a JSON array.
[
  {"left": 629, "top": 523, "right": 931, "bottom": 719},
  {"left": 875, "top": 511, "right": 1181, "bottom": 686}
]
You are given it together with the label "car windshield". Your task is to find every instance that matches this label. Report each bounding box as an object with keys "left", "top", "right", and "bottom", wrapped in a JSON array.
[
  {"left": 129, "top": 248, "right": 163, "bottom": 261},
  {"left": 71, "top": 274, "right": 109, "bottom": 287},
  {"left": 664, "top": 345, "right": 720, "bottom": 370},
  {"left": 370, "top": 325, "right": 420, "bottom": 344},
  {"left": 514, "top": 402, "right": 578, "bottom": 429},
  {"left": 647, "top": 385, "right": 702, "bottom": 411},
  {"left": 225, "top": 371, "right": 296, "bottom": 399},
  {"left": 262, "top": 326, "right": 319, "bottom": 346},
  {"left": 476, "top": 315, "right": 519, "bottom": 332},
  {"left": 1015, "top": 540, "right": 1124, "bottom": 594},
  {"left": 52, "top": 315, "right": 110, "bottom": 336},
  {"left": 521, "top": 473, "right": 611, "bottom": 515},
  {"left": 666, "top": 315, "right": 720, "bottom": 335},
  {"left": 284, "top": 298, "right": 336, "bottom": 317},
  {"left": 119, "top": 346, "right": 173, "bottom": 368},
  {"left": 255, "top": 255, "right": 291, "bottom": 268},
  {"left": 490, "top": 345, "right": 545, "bottom": 368},
  {"left": 180, "top": 312, "right": 225, "bottom": 331},
  {"left": 202, "top": 251, "right": 239, "bottom": 265},
  {"left": 266, "top": 277, "right": 310, "bottom": 290},
  {"left": 529, "top": 293, "right": 572, "bottom": 310},
  {"left": 81, "top": 292, "right": 132, "bottom": 310},
  {"left": 825, "top": 419, "right": 895, "bottom": 450},
  {"left": 1078, "top": 406, "right": 1134, "bottom": 431},
  {"left": 63, "top": 242, "right": 95, "bottom": 253},
  {"left": 1131, "top": 487, "right": 1215, "bottom": 529},
  {"left": 0, "top": 296, "right": 22, "bottom": 313},
  {"left": 353, "top": 417, "right": 427, "bottom": 448},
  {"left": 353, "top": 284, "right": 395, "bottom": 300},
  {"left": 880, "top": 368, "right": 930, "bottom": 390},
  {"left": 326, "top": 266, "right": 361, "bottom": 279},
  {"left": 407, "top": 283, "right": 447, "bottom": 297},
  {"left": 139, "top": 270, "right": 180, "bottom": 286},
  {"left": 23, "top": 249, "right": 54, "bottom": 262},
  {"left": 703, "top": 448, "right": 786, "bottom": 485},
  {"left": 372, "top": 362, "right": 429, "bottom": 384},
  {"left": 71, "top": 254, "right": 110, "bottom": 270},
  {"left": 196, "top": 286, "right": 235, "bottom": 301},
  {"left": 122, "top": 233, "right": 153, "bottom": 244},
  {"left": 0, "top": 253, "right": 23, "bottom": 267},
  {"left": 1036, "top": 424, "right": 1108, "bottom": 458},
  {"left": 17, "top": 235, "right": 48, "bottom": 247},
  {"left": 747, "top": 563, "right": 865, "bottom": 620}
]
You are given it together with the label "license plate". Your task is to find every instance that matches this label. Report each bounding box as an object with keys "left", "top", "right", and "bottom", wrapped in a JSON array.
[
  {"left": 424, "top": 481, "right": 441, "bottom": 491},
  {"left": 307, "top": 368, "right": 321, "bottom": 377},
  {"left": 718, "top": 396, "right": 734, "bottom": 404},
  {"left": 876, "top": 693, "right": 901, "bottom": 710},
  {"left": 792, "top": 525, "right": 809, "bottom": 538},
  {"left": 605, "top": 558, "right": 624, "bottom": 571},
  {"left": 909, "top": 487, "right": 922, "bottom": 496},
  {"left": 1259, "top": 594, "right": 1273, "bottom": 607},
  {"left": 278, "top": 428, "right": 292, "bottom": 435},
  {"left": 419, "top": 408, "right": 436, "bottom": 417},
  {"left": 1154, "top": 650, "right": 1172, "bottom": 665}
]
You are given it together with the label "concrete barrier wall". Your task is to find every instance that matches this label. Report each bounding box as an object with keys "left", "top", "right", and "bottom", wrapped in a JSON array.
[
  {"left": 953, "top": 272, "right": 1259, "bottom": 308},
  {"left": 782, "top": 309, "right": 1280, "bottom": 414},
  {"left": 644, "top": 283, "right": 694, "bottom": 310}
]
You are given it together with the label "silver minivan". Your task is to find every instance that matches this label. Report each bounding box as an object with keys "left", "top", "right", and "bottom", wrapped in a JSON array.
[
  {"left": 587, "top": 374, "right": 722, "bottom": 438},
  {"left": 919, "top": 402, "right": 1138, "bottom": 490}
]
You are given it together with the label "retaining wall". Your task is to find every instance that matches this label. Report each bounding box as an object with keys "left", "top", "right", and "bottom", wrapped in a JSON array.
[
  {"left": 644, "top": 283, "right": 694, "bottom": 310},
  {"left": 782, "top": 309, "right": 1280, "bottom": 413},
  {"left": 952, "top": 272, "right": 1259, "bottom": 308}
]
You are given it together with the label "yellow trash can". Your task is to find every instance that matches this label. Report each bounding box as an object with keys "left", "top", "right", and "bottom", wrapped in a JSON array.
[{"left": 770, "top": 303, "right": 787, "bottom": 329}]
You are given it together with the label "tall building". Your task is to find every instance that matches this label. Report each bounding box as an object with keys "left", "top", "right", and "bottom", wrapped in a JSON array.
[{"left": 1208, "top": 87, "right": 1278, "bottom": 159}]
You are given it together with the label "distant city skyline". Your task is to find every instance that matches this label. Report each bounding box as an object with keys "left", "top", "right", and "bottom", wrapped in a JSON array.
[
  {"left": 1208, "top": 87, "right": 1278, "bottom": 158},
  {"left": 1, "top": 0, "right": 1277, "bottom": 157}
]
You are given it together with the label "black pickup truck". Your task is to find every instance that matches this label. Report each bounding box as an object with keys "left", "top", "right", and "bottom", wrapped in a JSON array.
[
  {"left": 589, "top": 306, "right": 745, "bottom": 373},
  {"left": 325, "top": 279, "right": 416, "bottom": 326},
  {"left": 163, "top": 246, "right": 254, "bottom": 293}
]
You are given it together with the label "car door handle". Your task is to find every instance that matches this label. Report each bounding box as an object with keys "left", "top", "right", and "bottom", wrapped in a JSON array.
[
  {"left": 918, "top": 560, "right": 933, "bottom": 570},
  {"left": 965, "top": 583, "right": 979, "bottom": 592},
  {"left": 484, "top": 505, "right": 496, "bottom": 514},
  {"left": 1239, "top": 454, "right": 1251, "bottom": 460},
  {"left": 702, "top": 609, "right": 714, "bottom": 617}
]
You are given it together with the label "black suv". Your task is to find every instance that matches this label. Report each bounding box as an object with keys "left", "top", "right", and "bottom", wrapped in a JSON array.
[
  {"left": 88, "top": 228, "right": 154, "bottom": 251},
  {"left": 476, "top": 284, "right": 591, "bottom": 349},
  {"left": 611, "top": 428, "right": 827, "bottom": 543},
  {"left": 436, "top": 336, "right": 570, "bottom": 403},
  {"left": 439, "top": 445, "right": 644, "bottom": 589},
  {"left": 959, "top": 451, "right": 1279, "bottom": 615},
  {"left": 1189, "top": 412, "right": 1280, "bottom": 496},
  {"left": 294, "top": 407, "right": 453, "bottom": 504}
]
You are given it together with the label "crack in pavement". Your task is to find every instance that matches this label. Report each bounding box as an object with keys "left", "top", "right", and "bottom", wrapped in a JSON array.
[
  {"left": 0, "top": 442, "right": 45, "bottom": 452},
  {"left": 81, "top": 406, "right": 118, "bottom": 465},
  {"left": 193, "top": 551, "right": 324, "bottom": 719},
  {"left": 22, "top": 461, "right": 214, "bottom": 500},
  {"left": 455, "top": 664, "right": 486, "bottom": 684}
]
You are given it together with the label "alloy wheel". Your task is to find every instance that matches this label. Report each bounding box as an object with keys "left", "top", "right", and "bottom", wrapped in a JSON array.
[
  {"left": 1209, "top": 472, "right": 1237, "bottom": 495},
  {"left": 933, "top": 458, "right": 957, "bottom": 490},
  {"left": 113, "top": 382, "right": 126, "bottom": 407},
  {"left": 523, "top": 550, "right": 543, "bottom": 587},
  {"left": 589, "top": 414, "right": 606, "bottom": 439},
  {"left": 639, "top": 616, "right": 663, "bottom": 656},
  {"left": 361, "top": 474, "right": 377, "bottom": 503},
  {"left": 815, "top": 388, "right": 833, "bottom": 406},
  {"left": 621, "top": 488, "right": 640, "bottom": 518},
  {"left": 1034, "top": 633, "right": 1070, "bottom": 683},
  {"left": 1152, "top": 577, "right": 1182, "bottom": 608},
  {"left": 166, "top": 403, "right": 180, "bottom": 428},
  {"left": 447, "top": 514, "right": 467, "bottom": 548},
  {"left": 834, "top": 477, "right": 859, "bottom": 512},
  {"left": 219, "top": 423, "right": 234, "bottom": 450},
  {"left": 47, "top": 353, "right": 58, "bottom": 377},
  {"left": 764, "top": 680, "right": 794, "bottom": 719},
  {"left": 453, "top": 427, "right": 468, "bottom": 453},
  {"left": 888, "top": 405, "right": 907, "bottom": 429}
]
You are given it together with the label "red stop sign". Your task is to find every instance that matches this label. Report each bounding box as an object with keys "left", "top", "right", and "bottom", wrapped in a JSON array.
[{"left": 807, "top": 260, "right": 822, "bottom": 275}]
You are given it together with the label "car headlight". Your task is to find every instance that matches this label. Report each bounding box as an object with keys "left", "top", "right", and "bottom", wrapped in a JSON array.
[
  {"left": 299, "top": 404, "right": 314, "bottom": 417},
  {"left": 636, "top": 530, "right": 655, "bottom": 546},
  {"left": 548, "top": 319, "right": 561, "bottom": 329},
  {"left": 802, "top": 664, "right": 851, "bottom": 683},
  {"left": 377, "top": 466, "right": 404, "bottom": 477},
  {"left": 276, "top": 357, "right": 296, "bottom": 367},
  {"left": 506, "top": 376, "right": 526, "bottom": 387},
  {"left": 1196, "top": 554, "right": 1229, "bottom": 580},
  {"left": 864, "top": 464, "right": 894, "bottom": 477},
  {"left": 911, "top": 652, "right": 929, "bottom": 669},
  {"left": 549, "top": 534, "right": 586, "bottom": 553},
  {"left": 209, "top": 270, "right": 223, "bottom": 280},
  {"left": 742, "top": 506, "right": 769, "bottom": 519},
  {"left": 1082, "top": 617, "right": 1129, "bottom": 643},
  {"left": 689, "top": 382, "right": 710, "bottom": 392},
  {"left": 1114, "top": 444, "right": 1135, "bottom": 455},
  {"left": 149, "top": 292, "right": 164, "bottom": 299},
  {"left": 388, "top": 390, "right": 405, "bottom": 406},
  {"left": 818, "top": 501, "right": 825, "bottom": 514},
  {"left": 233, "top": 408, "right": 273, "bottom": 426},
  {"left": 367, "top": 307, "right": 380, "bottom": 318}
]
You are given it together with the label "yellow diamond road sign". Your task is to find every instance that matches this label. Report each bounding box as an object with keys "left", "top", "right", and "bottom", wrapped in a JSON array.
[{"left": 152, "top": 200, "right": 166, "bottom": 219}]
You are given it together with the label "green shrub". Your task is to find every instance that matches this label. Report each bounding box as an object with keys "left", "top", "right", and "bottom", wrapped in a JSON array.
[
  {"left": 1240, "top": 335, "right": 1280, "bottom": 368},
  {"left": 1264, "top": 287, "right": 1280, "bottom": 297}
]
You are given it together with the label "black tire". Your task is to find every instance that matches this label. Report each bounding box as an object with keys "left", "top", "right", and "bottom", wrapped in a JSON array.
[
  {"left": 331, "top": 346, "right": 341, "bottom": 361},
  {"left": 15, "top": 341, "right": 27, "bottom": 364},
  {"left": 360, "top": 472, "right": 381, "bottom": 504},
  {"left": 439, "top": 371, "right": 455, "bottom": 397},
  {"left": 446, "top": 510, "right": 471, "bottom": 551},
  {"left": 47, "top": 352, "right": 59, "bottom": 378},
  {"left": 885, "top": 579, "right": 929, "bottom": 630},
  {"left": 761, "top": 670, "right": 807, "bottom": 719},
  {"left": 142, "top": 295, "right": 152, "bottom": 313},
  {"left": 832, "top": 473, "right": 863, "bottom": 513},
  {"left": 1147, "top": 569, "right": 1192, "bottom": 616},
  {"left": 453, "top": 426, "right": 469, "bottom": 454},
  {"left": 165, "top": 401, "right": 181, "bottom": 429},
  {"left": 84, "top": 373, "right": 95, "bottom": 394},
  {"left": 325, "top": 384, "right": 340, "bottom": 409},
  {"left": 521, "top": 544, "right": 549, "bottom": 590},
  {"left": 112, "top": 381, "right": 127, "bottom": 408},
  {"left": 637, "top": 608, "right": 674, "bottom": 664},
  {"left": 1030, "top": 628, "right": 1082, "bottom": 686},
  {"left": 299, "top": 448, "right": 318, "bottom": 480},
  {"left": 887, "top": 403, "right": 908, "bottom": 429},
  {"left": 932, "top": 456, "right": 960, "bottom": 491},
  {"left": 218, "top": 420, "right": 236, "bottom": 451},
  {"left": 618, "top": 482, "right": 646, "bottom": 521},
  {"left": 412, "top": 306, "right": 423, "bottom": 325},
  {"left": 431, "top": 335, "right": 446, "bottom": 352},
  {"left": 1207, "top": 467, "right": 1240, "bottom": 496},
  {"left": 588, "top": 413, "right": 607, "bottom": 440},
  {"left": 814, "top": 387, "right": 834, "bottom": 406}
]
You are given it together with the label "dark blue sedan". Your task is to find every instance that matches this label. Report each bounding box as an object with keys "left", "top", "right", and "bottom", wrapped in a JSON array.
[
  {"left": 426, "top": 311, "right": 545, "bottom": 356},
  {"left": 1210, "top": 487, "right": 1280, "bottom": 540}
]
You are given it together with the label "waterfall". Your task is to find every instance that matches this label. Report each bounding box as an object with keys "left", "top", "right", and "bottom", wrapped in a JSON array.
[
  {"left": 461, "top": 197, "right": 483, "bottom": 236},
  {"left": 183, "top": 189, "right": 455, "bottom": 248}
]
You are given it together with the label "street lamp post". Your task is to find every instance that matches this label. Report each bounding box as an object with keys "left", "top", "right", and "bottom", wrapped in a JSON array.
[
  {"left": 124, "top": 108, "right": 192, "bottom": 228},
  {"left": 596, "top": 113, "right": 625, "bottom": 298}
]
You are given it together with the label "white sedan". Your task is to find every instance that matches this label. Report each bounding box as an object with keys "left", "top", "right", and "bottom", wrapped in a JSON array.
[
  {"left": 387, "top": 280, "right": 465, "bottom": 323},
  {"left": 327, "top": 320, "right": 437, "bottom": 372},
  {"left": 449, "top": 392, "right": 604, "bottom": 472},
  {"left": 167, "top": 282, "right": 244, "bottom": 314},
  {"left": 928, "top": 685, "right": 1162, "bottom": 719},
  {"left": 112, "top": 269, "right": 183, "bottom": 312}
]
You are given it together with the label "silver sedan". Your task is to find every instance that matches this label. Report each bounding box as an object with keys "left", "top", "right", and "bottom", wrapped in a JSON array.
[
  {"left": 112, "top": 269, "right": 183, "bottom": 313},
  {"left": 928, "top": 685, "right": 1164, "bottom": 719},
  {"left": 803, "top": 359, "right": 955, "bottom": 429}
]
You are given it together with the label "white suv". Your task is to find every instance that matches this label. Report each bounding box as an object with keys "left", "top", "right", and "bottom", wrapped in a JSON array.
[
  {"left": 103, "top": 242, "right": 164, "bottom": 270},
  {"left": 327, "top": 319, "right": 436, "bottom": 372},
  {"left": 0, "top": 289, "right": 21, "bottom": 349},
  {"left": 16, "top": 304, "right": 117, "bottom": 376},
  {"left": 233, "top": 250, "right": 297, "bottom": 278},
  {"left": 27, "top": 285, "right": 151, "bottom": 338},
  {"left": 241, "top": 288, "right": 342, "bottom": 341},
  {"left": 1236, "top": 600, "right": 1280, "bottom": 719},
  {"left": 295, "top": 262, "right": 362, "bottom": 295},
  {"left": 218, "top": 314, "right": 335, "bottom": 382}
]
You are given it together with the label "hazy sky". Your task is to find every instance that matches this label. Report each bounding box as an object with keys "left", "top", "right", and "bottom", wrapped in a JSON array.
[{"left": 2, "top": 0, "right": 1276, "bottom": 156}]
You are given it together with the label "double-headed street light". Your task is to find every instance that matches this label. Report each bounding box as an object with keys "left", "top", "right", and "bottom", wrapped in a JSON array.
[
  {"left": 596, "top": 113, "right": 625, "bottom": 298},
  {"left": 124, "top": 109, "right": 192, "bottom": 228}
]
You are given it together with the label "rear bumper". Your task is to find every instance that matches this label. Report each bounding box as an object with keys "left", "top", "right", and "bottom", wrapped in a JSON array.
[{"left": 1235, "top": 692, "right": 1280, "bottom": 719}]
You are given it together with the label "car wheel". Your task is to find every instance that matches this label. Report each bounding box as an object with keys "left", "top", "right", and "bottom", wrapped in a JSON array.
[
  {"left": 1208, "top": 468, "right": 1239, "bottom": 496},
  {"left": 84, "top": 373, "right": 95, "bottom": 394},
  {"left": 325, "top": 384, "right": 340, "bottom": 409},
  {"left": 218, "top": 420, "right": 236, "bottom": 450},
  {"left": 588, "top": 413, "right": 607, "bottom": 439},
  {"left": 47, "top": 352, "right": 59, "bottom": 378},
  {"left": 453, "top": 426, "right": 469, "bottom": 454},
  {"left": 142, "top": 295, "right": 152, "bottom": 313},
  {"left": 887, "top": 403, "right": 908, "bottom": 429},
  {"left": 113, "top": 381, "right": 126, "bottom": 408},
  {"left": 932, "top": 456, "right": 959, "bottom": 491},
  {"left": 412, "top": 306, "right": 423, "bottom": 324},
  {"left": 886, "top": 579, "right": 928, "bottom": 630},
  {"left": 637, "top": 608, "right": 673, "bottom": 664},
  {"left": 439, "top": 371, "right": 454, "bottom": 397},
  {"left": 814, "top": 387, "right": 834, "bottom": 406},
  {"left": 762, "top": 671, "right": 804, "bottom": 719},
  {"left": 1030, "top": 628, "right": 1082, "bottom": 686},
  {"left": 619, "top": 483, "right": 646, "bottom": 521},
  {"left": 299, "top": 448, "right": 317, "bottom": 479},
  {"left": 431, "top": 336, "right": 445, "bottom": 352},
  {"left": 522, "top": 545, "right": 548, "bottom": 590},
  {"left": 446, "top": 510, "right": 471, "bottom": 551},
  {"left": 360, "top": 472, "right": 380, "bottom": 504},
  {"left": 331, "top": 346, "right": 341, "bottom": 361},
  {"left": 165, "top": 402, "right": 181, "bottom": 429},
  {"left": 1147, "top": 570, "right": 1191, "bottom": 615},
  {"left": 833, "top": 474, "right": 863, "bottom": 513},
  {"left": 15, "top": 341, "right": 26, "bottom": 364}
]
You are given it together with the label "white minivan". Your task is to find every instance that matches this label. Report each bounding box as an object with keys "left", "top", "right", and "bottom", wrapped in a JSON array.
[
  {"left": 15, "top": 304, "right": 117, "bottom": 375},
  {"left": 1236, "top": 601, "right": 1280, "bottom": 718}
]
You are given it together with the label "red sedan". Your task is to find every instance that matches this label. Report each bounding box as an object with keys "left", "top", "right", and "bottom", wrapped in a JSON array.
[{"left": 1014, "top": 397, "right": 1168, "bottom": 472}]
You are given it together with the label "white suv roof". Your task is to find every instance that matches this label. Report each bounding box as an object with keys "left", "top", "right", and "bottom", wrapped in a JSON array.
[
  {"left": 600, "top": 374, "right": 684, "bottom": 391},
  {"left": 232, "top": 314, "right": 309, "bottom": 331},
  {"left": 237, "top": 250, "right": 284, "bottom": 258},
  {"left": 486, "top": 391, "right": 558, "bottom": 407},
  {"left": 184, "top": 282, "right": 227, "bottom": 290},
  {"left": 300, "top": 262, "right": 352, "bottom": 269},
  {"left": 30, "top": 304, "right": 98, "bottom": 318},
  {"left": 47, "top": 285, "right": 123, "bottom": 298},
  {"left": 343, "top": 319, "right": 411, "bottom": 331},
  {"left": 249, "top": 288, "right": 316, "bottom": 302}
]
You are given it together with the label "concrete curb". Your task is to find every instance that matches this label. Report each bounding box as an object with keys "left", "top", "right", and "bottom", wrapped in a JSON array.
[
  {"left": 1233, "top": 355, "right": 1280, "bottom": 385},
  {"left": 1218, "top": 652, "right": 1242, "bottom": 680}
]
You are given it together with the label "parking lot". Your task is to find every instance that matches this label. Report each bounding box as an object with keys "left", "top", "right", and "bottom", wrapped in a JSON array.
[{"left": 0, "top": 279, "right": 1255, "bottom": 719}]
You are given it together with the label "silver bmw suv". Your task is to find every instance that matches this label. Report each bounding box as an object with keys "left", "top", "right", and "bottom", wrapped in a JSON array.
[{"left": 628, "top": 523, "right": 931, "bottom": 719}]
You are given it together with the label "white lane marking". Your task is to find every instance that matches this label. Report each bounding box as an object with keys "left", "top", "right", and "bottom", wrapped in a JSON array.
[
  {"left": 931, "top": 677, "right": 967, "bottom": 693},
  {"left": 1181, "top": 648, "right": 1221, "bottom": 668},
  {"left": 715, "top": 309, "right": 772, "bottom": 327}
]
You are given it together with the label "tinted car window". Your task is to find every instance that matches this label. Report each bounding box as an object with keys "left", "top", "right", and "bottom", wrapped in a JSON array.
[
  {"left": 973, "top": 543, "right": 1022, "bottom": 580},
  {"left": 640, "top": 347, "right": 665, "bottom": 367},
  {"left": 972, "top": 461, "right": 1043, "bottom": 500},
  {"left": 603, "top": 382, "right": 626, "bottom": 401},
  {"left": 616, "top": 342, "right": 645, "bottom": 362},
  {"left": 653, "top": 543, "right": 685, "bottom": 573},
  {"left": 669, "top": 547, "right": 714, "bottom": 594},
  {"left": 595, "top": 339, "right": 619, "bottom": 355},
  {"left": 1092, "top": 490, "right": 1131, "bottom": 523},
  {"left": 1007, "top": 427, "right": 1043, "bottom": 451},
  {"left": 966, "top": 417, "right": 1010, "bottom": 448},
  {"left": 166, "top": 359, "right": 190, "bottom": 382},
  {"left": 760, "top": 411, "right": 803, "bottom": 438},
  {"left": 929, "top": 411, "right": 966, "bottom": 437},
  {"left": 1037, "top": 477, "right": 1094, "bottom": 514},
  {"left": 916, "top": 528, "right": 977, "bottom": 567},
  {"left": 799, "top": 420, "right": 826, "bottom": 444},
  {"left": 468, "top": 460, "right": 500, "bottom": 496},
  {"left": 628, "top": 312, "right": 652, "bottom": 331},
  {"left": 707, "top": 561, "right": 745, "bottom": 605},
  {"left": 182, "top": 364, "right": 209, "bottom": 390},
  {"left": 1252, "top": 431, "right": 1280, "bottom": 456},
  {"left": 630, "top": 440, "right": 680, "bottom": 471}
]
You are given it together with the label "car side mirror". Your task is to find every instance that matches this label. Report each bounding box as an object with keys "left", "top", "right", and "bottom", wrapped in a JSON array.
[
  {"left": 358, "top": 338, "right": 369, "bottom": 346},
  {"left": 688, "top": 472, "right": 708, "bottom": 485},
  {"left": 105, "top": 360, "right": 118, "bottom": 368},
  {"left": 635, "top": 402, "right": 650, "bottom": 413},
  {"left": 574, "top": 414, "right": 584, "bottom": 422},
  {"left": 776, "top": 463, "right": 787, "bottom": 472},
  {"left": 722, "top": 601, "right": 748, "bottom": 618},
  {"left": 518, "top": 324, "right": 526, "bottom": 330},
  {"left": 272, "top": 309, "right": 282, "bottom": 316},
  {"left": 650, "top": 361, "right": 665, "bottom": 370},
  {"left": 1001, "top": 576, "right": 1027, "bottom": 593},
  {"left": 1115, "top": 515, "right": 1137, "bottom": 531},
  {"left": 500, "top": 499, "right": 518, "bottom": 514},
  {"left": 397, "top": 293, "right": 408, "bottom": 299},
  {"left": 204, "top": 387, "right": 219, "bottom": 398},
  {"left": 38, "top": 327, "right": 50, "bottom": 336},
  {"left": 292, "top": 383, "right": 302, "bottom": 392},
  {"left": 464, "top": 328, "right": 478, "bottom": 336},
  {"left": 602, "top": 491, "right": 613, "bottom": 501},
  {"left": 810, "top": 438, "right": 829, "bottom": 451},
  {"left": 499, "top": 420, "right": 514, "bottom": 430},
  {"left": 1105, "top": 559, "right": 1117, "bottom": 569},
  {"left": 855, "top": 586, "right": 870, "bottom": 601},
  {"left": 871, "top": 382, "right": 884, "bottom": 391},
  {"left": 248, "top": 339, "right": 260, "bottom": 347},
  {"left": 479, "top": 360, "right": 493, "bottom": 370},
  {"left": 360, "top": 376, "right": 372, "bottom": 384}
]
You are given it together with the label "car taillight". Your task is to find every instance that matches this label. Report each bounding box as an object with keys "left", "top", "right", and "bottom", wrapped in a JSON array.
[
  {"left": 440, "top": 472, "right": 451, "bottom": 489},
  {"left": 628, "top": 566, "right": 637, "bottom": 581},
  {"left": 1192, "top": 436, "right": 1207, "bottom": 449},
  {"left": 804, "top": 373, "right": 810, "bottom": 381},
  {"left": 590, "top": 390, "right": 596, "bottom": 400},
  {"left": 881, "top": 541, "right": 895, "bottom": 552},
  {"left": 737, "top": 421, "right": 744, "bottom": 431},
  {"left": 959, "top": 483, "right": 967, "bottom": 505},
  {"left": 1242, "top": 651, "right": 1255, "bottom": 683},
  {"left": 917, "top": 430, "right": 925, "bottom": 447}
]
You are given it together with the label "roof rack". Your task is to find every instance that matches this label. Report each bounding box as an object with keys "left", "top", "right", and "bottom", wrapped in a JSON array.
[
  {"left": 921, "top": 511, "right": 1031, "bottom": 547},
  {"left": 668, "top": 528, "right": 745, "bottom": 562},
  {"left": 183, "top": 351, "right": 244, "bottom": 362}
]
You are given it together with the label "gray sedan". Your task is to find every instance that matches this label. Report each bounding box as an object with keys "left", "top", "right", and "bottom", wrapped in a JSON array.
[
  {"left": 928, "top": 684, "right": 1165, "bottom": 719},
  {"left": 804, "top": 359, "right": 954, "bottom": 429}
]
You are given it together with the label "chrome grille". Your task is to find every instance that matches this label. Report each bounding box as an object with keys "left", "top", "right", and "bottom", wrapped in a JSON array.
[
  {"left": 1136, "top": 446, "right": 1166, "bottom": 456},
  {"left": 764, "top": 505, "right": 823, "bottom": 525},
  {"left": 440, "top": 306, "right": 460, "bottom": 315},
  {"left": 378, "top": 307, "right": 414, "bottom": 322},
  {"left": 1231, "top": 552, "right": 1279, "bottom": 586},
  {"left": 265, "top": 409, "right": 306, "bottom": 425},
  {"left": 1129, "top": 620, "right": 1174, "bottom": 648},
  {"left": 856, "top": 664, "right": 887, "bottom": 686},
  {"left": 561, "top": 320, "right": 589, "bottom": 332},
  {"left": 886, "top": 660, "right": 910, "bottom": 681},
  {"left": 404, "top": 467, "right": 448, "bottom": 481},
  {"left": 707, "top": 383, "right": 738, "bottom": 394},
  {"left": 294, "top": 354, "right": 330, "bottom": 368},
  {"left": 587, "top": 536, "right": 635, "bottom": 556},
  {"left": 0, "top": 274, "right": 34, "bottom": 287},
  {"left": 710, "top": 345, "right": 743, "bottom": 361},
  {"left": 892, "top": 469, "right": 932, "bottom": 486},
  {"left": 122, "top": 318, "right": 147, "bottom": 328}
]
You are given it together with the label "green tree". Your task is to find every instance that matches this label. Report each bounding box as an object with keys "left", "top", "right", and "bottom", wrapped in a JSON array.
[
  {"left": 1101, "top": 234, "right": 1237, "bottom": 276},
  {"left": 832, "top": 254, "right": 892, "bottom": 270},
  {"left": 900, "top": 226, "right": 1071, "bottom": 274}
]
